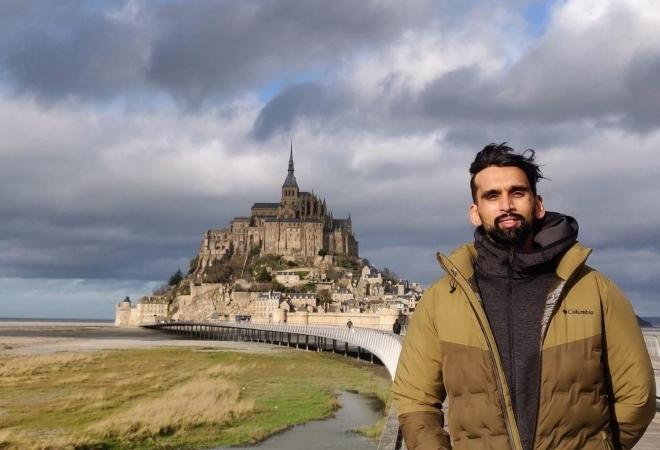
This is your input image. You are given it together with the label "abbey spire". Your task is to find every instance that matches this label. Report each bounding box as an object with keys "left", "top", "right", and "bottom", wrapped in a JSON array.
[{"left": 282, "top": 141, "right": 298, "bottom": 188}]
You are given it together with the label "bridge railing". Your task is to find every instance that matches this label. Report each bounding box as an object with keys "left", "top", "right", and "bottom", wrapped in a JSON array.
[{"left": 146, "top": 321, "right": 403, "bottom": 379}]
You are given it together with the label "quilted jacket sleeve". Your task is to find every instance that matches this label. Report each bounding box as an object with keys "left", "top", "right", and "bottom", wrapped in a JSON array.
[
  {"left": 601, "top": 276, "right": 656, "bottom": 449},
  {"left": 391, "top": 286, "right": 451, "bottom": 450}
]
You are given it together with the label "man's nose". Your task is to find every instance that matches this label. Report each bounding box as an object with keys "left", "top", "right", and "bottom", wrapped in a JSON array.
[{"left": 500, "top": 194, "right": 514, "bottom": 212}]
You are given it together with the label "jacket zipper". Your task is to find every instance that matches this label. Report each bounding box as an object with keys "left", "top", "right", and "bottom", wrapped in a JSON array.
[
  {"left": 439, "top": 257, "right": 519, "bottom": 450},
  {"left": 530, "top": 279, "right": 568, "bottom": 449},
  {"left": 507, "top": 249, "right": 516, "bottom": 416}
]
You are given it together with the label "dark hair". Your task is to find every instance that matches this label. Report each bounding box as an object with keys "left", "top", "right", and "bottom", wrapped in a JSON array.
[{"left": 469, "top": 143, "right": 543, "bottom": 202}]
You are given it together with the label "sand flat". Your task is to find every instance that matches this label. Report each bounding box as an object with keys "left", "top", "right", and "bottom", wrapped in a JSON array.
[{"left": 0, "top": 322, "right": 285, "bottom": 355}]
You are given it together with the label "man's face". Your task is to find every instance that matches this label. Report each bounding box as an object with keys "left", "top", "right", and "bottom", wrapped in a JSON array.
[{"left": 469, "top": 166, "right": 545, "bottom": 247}]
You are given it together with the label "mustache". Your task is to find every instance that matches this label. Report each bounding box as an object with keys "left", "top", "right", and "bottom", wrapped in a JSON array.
[{"left": 495, "top": 213, "right": 525, "bottom": 223}]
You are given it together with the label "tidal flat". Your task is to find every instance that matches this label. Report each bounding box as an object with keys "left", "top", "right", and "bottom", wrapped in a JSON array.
[{"left": 0, "top": 327, "right": 391, "bottom": 450}]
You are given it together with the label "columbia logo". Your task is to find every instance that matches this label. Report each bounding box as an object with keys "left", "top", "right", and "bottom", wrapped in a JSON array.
[{"left": 563, "top": 308, "right": 594, "bottom": 315}]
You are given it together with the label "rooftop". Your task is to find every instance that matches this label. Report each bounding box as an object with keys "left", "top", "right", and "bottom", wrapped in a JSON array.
[{"left": 252, "top": 202, "right": 280, "bottom": 209}]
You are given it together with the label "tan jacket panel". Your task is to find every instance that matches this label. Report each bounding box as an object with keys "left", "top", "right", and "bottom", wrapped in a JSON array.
[
  {"left": 599, "top": 273, "right": 655, "bottom": 449},
  {"left": 399, "top": 412, "right": 451, "bottom": 450}
]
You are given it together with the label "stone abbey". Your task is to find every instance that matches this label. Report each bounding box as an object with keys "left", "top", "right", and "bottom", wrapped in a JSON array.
[{"left": 195, "top": 146, "right": 358, "bottom": 270}]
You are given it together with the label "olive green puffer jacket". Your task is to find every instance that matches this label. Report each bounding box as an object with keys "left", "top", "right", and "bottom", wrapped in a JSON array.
[{"left": 392, "top": 243, "right": 655, "bottom": 450}]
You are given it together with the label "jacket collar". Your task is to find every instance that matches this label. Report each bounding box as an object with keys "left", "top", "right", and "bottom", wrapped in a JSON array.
[
  {"left": 438, "top": 241, "right": 591, "bottom": 282},
  {"left": 555, "top": 243, "right": 591, "bottom": 280}
]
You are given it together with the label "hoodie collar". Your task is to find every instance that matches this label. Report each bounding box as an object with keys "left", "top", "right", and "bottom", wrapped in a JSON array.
[{"left": 474, "top": 212, "right": 579, "bottom": 277}]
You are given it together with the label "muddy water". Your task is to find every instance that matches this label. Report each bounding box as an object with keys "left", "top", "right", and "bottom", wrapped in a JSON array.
[{"left": 223, "top": 391, "right": 382, "bottom": 450}]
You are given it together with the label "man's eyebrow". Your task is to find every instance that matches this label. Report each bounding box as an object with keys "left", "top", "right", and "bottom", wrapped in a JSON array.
[
  {"left": 480, "top": 188, "right": 500, "bottom": 199},
  {"left": 480, "top": 185, "right": 530, "bottom": 199},
  {"left": 509, "top": 184, "right": 531, "bottom": 192}
]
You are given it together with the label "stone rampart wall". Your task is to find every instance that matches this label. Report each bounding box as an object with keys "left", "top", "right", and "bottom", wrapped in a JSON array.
[{"left": 284, "top": 309, "right": 401, "bottom": 331}]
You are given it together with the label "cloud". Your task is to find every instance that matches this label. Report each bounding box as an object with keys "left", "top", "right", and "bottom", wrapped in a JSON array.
[
  {"left": 1, "top": 0, "right": 660, "bottom": 317},
  {"left": 0, "top": 1, "right": 150, "bottom": 102},
  {"left": 0, "top": 0, "right": 436, "bottom": 107},
  {"left": 0, "top": 278, "right": 158, "bottom": 319},
  {"left": 414, "top": 0, "right": 660, "bottom": 132},
  {"left": 248, "top": 0, "right": 660, "bottom": 140},
  {"left": 251, "top": 82, "right": 350, "bottom": 140}
]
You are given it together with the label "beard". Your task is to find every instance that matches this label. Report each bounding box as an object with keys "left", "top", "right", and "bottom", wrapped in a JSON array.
[{"left": 485, "top": 213, "right": 534, "bottom": 247}]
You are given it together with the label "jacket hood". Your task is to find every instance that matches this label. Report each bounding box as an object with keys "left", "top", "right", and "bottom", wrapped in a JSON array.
[{"left": 474, "top": 212, "right": 579, "bottom": 277}]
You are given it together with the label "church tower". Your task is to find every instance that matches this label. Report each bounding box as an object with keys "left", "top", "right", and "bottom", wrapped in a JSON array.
[{"left": 280, "top": 143, "right": 299, "bottom": 218}]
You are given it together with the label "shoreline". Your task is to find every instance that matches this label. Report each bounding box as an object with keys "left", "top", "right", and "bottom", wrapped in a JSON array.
[
  {"left": 0, "top": 323, "right": 291, "bottom": 356},
  {"left": 0, "top": 319, "right": 113, "bottom": 327}
]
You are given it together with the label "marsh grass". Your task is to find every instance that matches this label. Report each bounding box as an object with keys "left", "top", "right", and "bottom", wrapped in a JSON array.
[
  {"left": 0, "top": 347, "right": 390, "bottom": 449},
  {"left": 91, "top": 378, "right": 254, "bottom": 440}
]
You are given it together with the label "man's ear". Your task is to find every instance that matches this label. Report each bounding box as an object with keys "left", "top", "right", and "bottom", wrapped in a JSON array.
[
  {"left": 534, "top": 195, "right": 546, "bottom": 219},
  {"left": 469, "top": 203, "right": 482, "bottom": 227}
]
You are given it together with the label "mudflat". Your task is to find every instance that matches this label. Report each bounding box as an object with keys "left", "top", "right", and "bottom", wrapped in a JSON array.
[{"left": 0, "top": 322, "right": 283, "bottom": 355}]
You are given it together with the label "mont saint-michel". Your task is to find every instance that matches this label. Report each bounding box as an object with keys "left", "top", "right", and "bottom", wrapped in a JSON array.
[
  {"left": 194, "top": 145, "right": 358, "bottom": 272},
  {"left": 116, "top": 147, "right": 422, "bottom": 328}
]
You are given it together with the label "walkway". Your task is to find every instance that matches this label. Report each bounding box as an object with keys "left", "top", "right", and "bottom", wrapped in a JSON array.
[{"left": 145, "top": 321, "right": 403, "bottom": 379}]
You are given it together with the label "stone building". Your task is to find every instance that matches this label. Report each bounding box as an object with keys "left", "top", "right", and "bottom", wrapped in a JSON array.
[
  {"left": 331, "top": 287, "right": 354, "bottom": 303},
  {"left": 195, "top": 146, "right": 358, "bottom": 273},
  {"left": 252, "top": 291, "right": 286, "bottom": 323},
  {"left": 274, "top": 271, "right": 302, "bottom": 287},
  {"left": 288, "top": 293, "right": 317, "bottom": 310},
  {"left": 115, "top": 296, "right": 169, "bottom": 327},
  {"left": 115, "top": 297, "right": 132, "bottom": 326},
  {"left": 356, "top": 265, "right": 383, "bottom": 296}
]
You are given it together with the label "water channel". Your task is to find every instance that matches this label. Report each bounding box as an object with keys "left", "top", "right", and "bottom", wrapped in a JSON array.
[{"left": 218, "top": 391, "right": 382, "bottom": 450}]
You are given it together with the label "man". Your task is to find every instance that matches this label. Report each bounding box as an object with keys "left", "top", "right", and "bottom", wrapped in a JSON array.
[
  {"left": 391, "top": 144, "right": 655, "bottom": 450},
  {"left": 393, "top": 318, "right": 402, "bottom": 335}
]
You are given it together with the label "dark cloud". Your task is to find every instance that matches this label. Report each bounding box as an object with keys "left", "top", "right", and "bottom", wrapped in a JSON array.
[
  {"left": 246, "top": 0, "right": 660, "bottom": 139},
  {"left": 251, "top": 82, "right": 349, "bottom": 140},
  {"left": 0, "top": 1, "right": 148, "bottom": 101},
  {"left": 147, "top": 0, "right": 431, "bottom": 107},
  {"left": 0, "top": 0, "right": 432, "bottom": 107},
  {"left": 0, "top": 196, "right": 235, "bottom": 281},
  {"left": 622, "top": 48, "right": 660, "bottom": 131}
]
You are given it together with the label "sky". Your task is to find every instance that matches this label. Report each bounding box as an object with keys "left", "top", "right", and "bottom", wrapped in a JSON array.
[{"left": 1, "top": 0, "right": 659, "bottom": 319}]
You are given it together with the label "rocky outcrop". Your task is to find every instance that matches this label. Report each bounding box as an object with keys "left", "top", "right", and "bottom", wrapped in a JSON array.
[{"left": 171, "top": 283, "right": 241, "bottom": 321}]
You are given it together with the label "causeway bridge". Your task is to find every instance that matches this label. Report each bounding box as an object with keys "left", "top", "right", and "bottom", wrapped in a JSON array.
[
  {"left": 145, "top": 321, "right": 404, "bottom": 378},
  {"left": 145, "top": 322, "right": 660, "bottom": 450}
]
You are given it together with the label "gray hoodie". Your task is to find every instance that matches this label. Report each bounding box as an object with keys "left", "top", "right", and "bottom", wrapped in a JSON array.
[{"left": 474, "top": 212, "right": 579, "bottom": 450}]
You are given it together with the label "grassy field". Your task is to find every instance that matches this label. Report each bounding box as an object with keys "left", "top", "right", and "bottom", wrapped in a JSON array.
[{"left": 0, "top": 347, "right": 391, "bottom": 449}]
